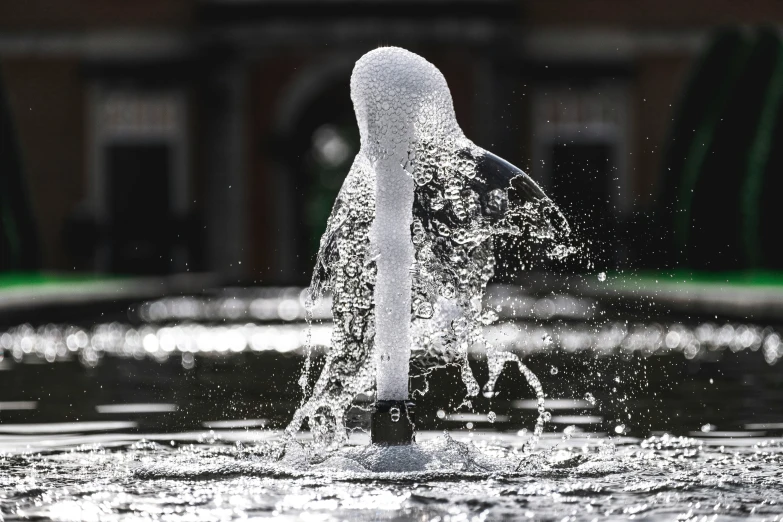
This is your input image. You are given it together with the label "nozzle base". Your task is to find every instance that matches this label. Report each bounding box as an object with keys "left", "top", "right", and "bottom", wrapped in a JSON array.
[{"left": 370, "top": 400, "right": 415, "bottom": 445}]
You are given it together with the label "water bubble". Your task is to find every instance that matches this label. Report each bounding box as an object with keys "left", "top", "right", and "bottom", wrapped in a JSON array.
[
  {"left": 480, "top": 310, "right": 499, "bottom": 325},
  {"left": 563, "top": 425, "right": 575, "bottom": 439},
  {"left": 452, "top": 229, "right": 469, "bottom": 244},
  {"left": 614, "top": 424, "right": 626, "bottom": 434},
  {"left": 389, "top": 407, "right": 401, "bottom": 422},
  {"left": 440, "top": 283, "right": 456, "bottom": 299},
  {"left": 416, "top": 302, "right": 434, "bottom": 319},
  {"left": 486, "top": 188, "right": 507, "bottom": 215},
  {"left": 543, "top": 334, "right": 553, "bottom": 346},
  {"left": 487, "top": 411, "right": 496, "bottom": 423},
  {"left": 436, "top": 409, "right": 446, "bottom": 419},
  {"left": 598, "top": 272, "right": 607, "bottom": 282},
  {"left": 584, "top": 392, "right": 596, "bottom": 406},
  {"left": 181, "top": 352, "right": 195, "bottom": 370},
  {"left": 550, "top": 366, "right": 559, "bottom": 375},
  {"left": 462, "top": 189, "right": 480, "bottom": 216},
  {"left": 465, "top": 422, "right": 474, "bottom": 430},
  {"left": 414, "top": 164, "right": 434, "bottom": 185},
  {"left": 517, "top": 428, "right": 528, "bottom": 437},
  {"left": 411, "top": 220, "right": 426, "bottom": 245},
  {"left": 445, "top": 178, "right": 462, "bottom": 201}
]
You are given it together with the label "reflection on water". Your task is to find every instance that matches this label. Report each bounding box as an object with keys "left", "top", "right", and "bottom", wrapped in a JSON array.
[
  {"left": 0, "top": 420, "right": 137, "bottom": 434},
  {"left": 1, "top": 286, "right": 783, "bottom": 519},
  {"left": 1, "top": 294, "right": 781, "bottom": 367},
  {"left": 1, "top": 286, "right": 782, "bottom": 438},
  {"left": 95, "top": 404, "right": 178, "bottom": 414},
  {"left": 0, "top": 401, "right": 37, "bottom": 411},
  {"left": 135, "top": 288, "right": 332, "bottom": 323}
]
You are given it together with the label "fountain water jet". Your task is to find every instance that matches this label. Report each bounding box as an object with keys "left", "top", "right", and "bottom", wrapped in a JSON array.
[{"left": 287, "top": 47, "right": 572, "bottom": 449}]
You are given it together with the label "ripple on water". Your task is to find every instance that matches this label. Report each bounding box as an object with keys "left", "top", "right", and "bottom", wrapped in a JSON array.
[{"left": 3, "top": 433, "right": 783, "bottom": 520}]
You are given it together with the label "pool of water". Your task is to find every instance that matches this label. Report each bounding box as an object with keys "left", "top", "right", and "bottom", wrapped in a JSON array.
[
  {"left": 2, "top": 286, "right": 783, "bottom": 520},
  {"left": 2, "top": 430, "right": 783, "bottom": 520}
]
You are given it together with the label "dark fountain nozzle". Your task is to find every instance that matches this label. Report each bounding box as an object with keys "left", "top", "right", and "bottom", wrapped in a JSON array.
[{"left": 371, "top": 400, "right": 416, "bottom": 445}]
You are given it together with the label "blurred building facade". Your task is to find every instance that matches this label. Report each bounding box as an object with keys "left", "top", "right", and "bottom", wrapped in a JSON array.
[{"left": 2, "top": 1, "right": 783, "bottom": 283}]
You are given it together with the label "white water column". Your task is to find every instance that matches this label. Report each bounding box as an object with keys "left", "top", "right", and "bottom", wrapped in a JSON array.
[
  {"left": 350, "top": 47, "right": 460, "bottom": 406},
  {"left": 372, "top": 155, "right": 415, "bottom": 401}
]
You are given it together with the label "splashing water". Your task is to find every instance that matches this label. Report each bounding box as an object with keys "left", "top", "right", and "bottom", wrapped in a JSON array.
[
  {"left": 6, "top": 431, "right": 783, "bottom": 520},
  {"left": 286, "top": 47, "right": 572, "bottom": 453}
]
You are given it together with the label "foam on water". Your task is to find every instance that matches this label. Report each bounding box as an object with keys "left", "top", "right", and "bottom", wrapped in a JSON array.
[
  {"left": 287, "top": 47, "right": 573, "bottom": 452},
  {"left": 133, "top": 433, "right": 624, "bottom": 481}
]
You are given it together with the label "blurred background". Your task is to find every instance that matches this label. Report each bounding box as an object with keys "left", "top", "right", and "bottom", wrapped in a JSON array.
[
  {"left": 2, "top": 1, "right": 783, "bottom": 439},
  {"left": 4, "top": 0, "right": 783, "bottom": 286}
]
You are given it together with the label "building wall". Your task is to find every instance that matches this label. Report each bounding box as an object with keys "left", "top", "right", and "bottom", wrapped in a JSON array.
[
  {"left": 3, "top": 1, "right": 781, "bottom": 279},
  {"left": 1, "top": 57, "right": 86, "bottom": 270},
  {"left": 0, "top": 1, "right": 191, "bottom": 30},
  {"left": 632, "top": 53, "right": 692, "bottom": 206},
  {"left": 520, "top": 0, "right": 783, "bottom": 28},
  {"left": 248, "top": 52, "right": 309, "bottom": 282}
]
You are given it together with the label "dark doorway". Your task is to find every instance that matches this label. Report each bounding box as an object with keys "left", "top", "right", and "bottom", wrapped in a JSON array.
[
  {"left": 106, "top": 144, "right": 173, "bottom": 275},
  {"left": 549, "top": 143, "right": 615, "bottom": 270},
  {"left": 288, "top": 79, "right": 359, "bottom": 278}
]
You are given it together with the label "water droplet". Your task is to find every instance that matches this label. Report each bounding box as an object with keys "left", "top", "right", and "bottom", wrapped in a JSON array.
[
  {"left": 411, "top": 220, "right": 426, "bottom": 245},
  {"left": 550, "top": 366, "right": 559, "bottom": 375},
  {"left": 480, "top": 310, "right": 498, "bottom": 325},
  {"left": 584, "top": 392, "right": 596, "bottom": 406},
  {"left": 414, "top": 164, "right": 434, "bottom": 186},
  {"left": 452, "top": 229, "right": 469, "bottom": 244},
  {"left": 390, "top": 407, "right": 401, "bottom": 422},
  {"left": 486, "top": 188, "right": 507, "bottom": 215},
  {"left": 416, "top": 302, "right": 434, "bottom": 319},
  {"left": 598, "top": 271, "right": 607, "bottom": 282},
  {"left": 181, "top": 352, "right": 195, "bottom": 370},
  {"left": 487, "top": 411, "right": 496, "bottom": 423},
  {"left": 440, "top": 283, "right": 455, "bottom": 299}
]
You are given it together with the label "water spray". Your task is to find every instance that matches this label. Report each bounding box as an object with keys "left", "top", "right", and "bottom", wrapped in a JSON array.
[{"left": 288, "top": 47, "right": 570, "bottom": 448}]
